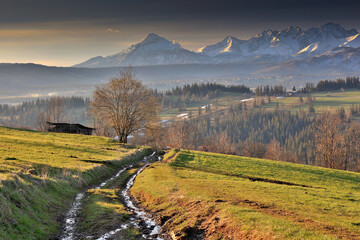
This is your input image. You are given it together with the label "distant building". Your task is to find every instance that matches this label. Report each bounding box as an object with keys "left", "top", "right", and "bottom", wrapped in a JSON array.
[{"left": 47, "top": 122, "right": 95, "bottom": 135}]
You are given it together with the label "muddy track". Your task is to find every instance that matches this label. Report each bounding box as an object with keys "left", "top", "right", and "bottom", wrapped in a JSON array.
[{"left": 58, "top": 153, "right": 170, "bottom": 240}]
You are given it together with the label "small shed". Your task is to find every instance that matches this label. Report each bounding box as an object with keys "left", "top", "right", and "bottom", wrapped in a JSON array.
[{"left": 47, "top": 122, "right": 95, "bottom": 135}]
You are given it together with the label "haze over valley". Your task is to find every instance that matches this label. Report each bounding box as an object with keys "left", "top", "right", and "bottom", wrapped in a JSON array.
[{"left": 1, "top": 23, "right": 360, "bottom": 104}]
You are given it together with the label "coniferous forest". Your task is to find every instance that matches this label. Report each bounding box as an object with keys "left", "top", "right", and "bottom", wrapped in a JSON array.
[{"left": 0, "top": 96, "right": 89, "bottom": 128}]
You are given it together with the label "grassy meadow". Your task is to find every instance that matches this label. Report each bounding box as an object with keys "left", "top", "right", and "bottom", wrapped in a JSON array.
[
  {"left": 0, "top": 126, "right": 150, "bottom": 239},
  {"left": 132, "top": 149, "right": 360, "bottom": 239},
  {"left": 159, "top": 89, "right": 360, "bottom": 122}
]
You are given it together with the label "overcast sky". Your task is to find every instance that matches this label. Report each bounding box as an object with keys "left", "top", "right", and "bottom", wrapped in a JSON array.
[{"left": 1, "top": 0, "right": 360, "bottom": 66}]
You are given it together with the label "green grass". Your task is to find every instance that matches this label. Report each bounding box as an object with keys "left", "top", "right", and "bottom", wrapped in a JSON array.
[
  {"left": 0, "top": 126, "right": 149, "bottom": 239},
  {"left": 131, "top": 150, "right": 360, "bottom": 239}
]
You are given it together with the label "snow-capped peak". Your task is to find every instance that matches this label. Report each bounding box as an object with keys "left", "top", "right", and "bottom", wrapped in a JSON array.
[
  {"left": 198, "top": 36, "right": 244, "bottom": 57},
  {"left": 143, "top": 33, "right": 162, "bottom": 41},
  {"left": 140, "top": 33, "right": 172, "bottom": 45},
  {"left": 254, "top": 29, "right": 278, "bottom": 38},
  {"left": 75, "top": 33, "right": 203, "bottom": 67},
  {"left": 132, "top": 33, "right": 181, "bottom": 50},
  {"left": 74, "top": 23, "right": 360, "bottom": 68}
]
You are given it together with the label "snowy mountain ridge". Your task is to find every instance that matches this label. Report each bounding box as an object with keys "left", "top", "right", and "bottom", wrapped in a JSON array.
[{"left": 74, "top": 23, "right": 359, "bottom": 68}]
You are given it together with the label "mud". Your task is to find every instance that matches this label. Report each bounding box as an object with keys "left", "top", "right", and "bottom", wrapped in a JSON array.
[{"left": 59, "top": 152, "right": 169, "bottom": 240}]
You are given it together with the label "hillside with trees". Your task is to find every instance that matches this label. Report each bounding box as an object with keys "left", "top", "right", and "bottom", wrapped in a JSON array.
[{"left": 0, "top": 96, "right": 89, "bottom": 128}]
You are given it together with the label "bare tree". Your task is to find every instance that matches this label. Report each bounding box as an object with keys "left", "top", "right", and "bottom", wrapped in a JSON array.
[
  {"left": 265, "top": 139, "right": 282, "bottom": 160},
  {"left": 342, "top": 123, "right": 360, "bottom": 171},
  {"left": 166, "top": 120, "right": 193, "bottom": 149},
  {"left": 36, "top": 97, "right": 66, "bottom": 131},
  {"left": 315, "top": 111, "right": 360, "bottom": 171},
  {"left": 203, "top": 132, "right": 237, "bottom": 154},
  {"left": 36, "top": 110, "right": 48, "bottom": 131},
  {"left": 91, "top": 110, "right": 115, "bottom": 138},
  {"left": 130, "top": 122, "right": 166, "bottom": 150},
  {"left": 264, "top": 139, "right": 298, "bottom": 163},
  {"left": 315, "top": 112, "right": 342, "bottom": 169},
  {"left": 47, "top": 97, "right": 66, "bottom": 123},
  {"left": 91, "top": 68, "right": 159, "bottom": 143},
  {"left": 241, "top": 141, "right": 266, "bottom": 158}
]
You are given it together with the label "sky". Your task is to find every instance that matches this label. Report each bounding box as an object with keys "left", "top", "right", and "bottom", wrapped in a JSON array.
[{"left": 1, "top": 0, "right": 360, "bottom": 66}]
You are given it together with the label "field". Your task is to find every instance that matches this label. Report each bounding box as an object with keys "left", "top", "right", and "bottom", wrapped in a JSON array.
[
  {"left": 159, "top": 92, "right": 253, "bottom": 119},
  {"left": 0, "top": 127, "right": 149, "bottom": 239},
  {"left": 132, "top": 149, "right": 360, "bottom": 239},
  {"left": 159, "top": 89, "right": 360, "bottom": 122},
  {"left": 265, "top": 89, "right": 360, "bottom": 114}
]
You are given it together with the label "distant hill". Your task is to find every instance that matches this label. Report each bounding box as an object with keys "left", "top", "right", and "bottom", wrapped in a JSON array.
[
  {"left": 0, "top": 62, "right": 270, "bottom": 103},
  {"left": 2, "top": 23, "right": 360, "bottom": 103},
  {"left": 0, "top": 61, "right": 358, "bottom": 104}
]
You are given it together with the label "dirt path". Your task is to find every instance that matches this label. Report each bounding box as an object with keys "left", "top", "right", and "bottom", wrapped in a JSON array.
[{"left": 58, "top": 153, "right": 169, "bottom": 240}]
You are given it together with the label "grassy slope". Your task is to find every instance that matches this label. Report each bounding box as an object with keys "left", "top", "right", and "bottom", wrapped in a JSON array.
[
  {"left": 0, "top": 127, "right": 149, "bottom": 239},
  {"left": 132, "top": 149, "right": 360, "bottom": 240}
]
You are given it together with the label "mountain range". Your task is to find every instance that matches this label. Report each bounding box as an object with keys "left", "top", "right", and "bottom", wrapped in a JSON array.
[
  {"left": 1, "top": 23, "right": 359, "bottom": 104},
  {"left": 74, "top": 23, "right": 360, "bottom": 70}
]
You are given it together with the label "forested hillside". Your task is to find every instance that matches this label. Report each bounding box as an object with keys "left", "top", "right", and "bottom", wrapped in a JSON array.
[
  {"left": 0, "top": 96, "right": 89, "bottom": 128},
  {"left": 193, "top": 110, "right": 316, "bottom": 164},
  {"left": 152, "top": 83, "right": 251, "bottom": 110}
]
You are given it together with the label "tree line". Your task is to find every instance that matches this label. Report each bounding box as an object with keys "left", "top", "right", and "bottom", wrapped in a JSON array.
[
  {"left": 2, "top": 76, "right": 359, "bottom": 129},
  {"left": 254, "top": 85, "right": 287, "bottom": 96},
  {"left": 300, "top": 76, "right": 360, "bottom": 93},
  {"left": 0, "top": 96, "right": 89, "bottom": 128},
  {"left": 151, "top": 83, "right": 251, "bottom": 109}
]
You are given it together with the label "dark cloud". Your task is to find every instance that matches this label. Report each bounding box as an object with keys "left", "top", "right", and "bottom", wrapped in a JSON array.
[
  {"left": 1, "top": 0, "right": 360, "bottom": 25},
  {"left": 0, "top": 0, "right": 359, "bottom": 66}
]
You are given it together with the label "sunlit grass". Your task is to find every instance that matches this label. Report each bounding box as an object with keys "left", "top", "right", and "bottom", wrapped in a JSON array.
[
  {"left": 0, "top": 126, "right": 148, "bottom": 239},
  {"left": 132, "top": 150, "right": 360, "bottom": 239}
]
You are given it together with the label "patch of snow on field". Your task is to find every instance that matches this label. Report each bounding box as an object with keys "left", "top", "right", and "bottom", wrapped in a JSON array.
[
  {"left": 201, "top": 104, "right": 213, "bottom": 109},
  {"left": 240, "top": 98, "right": 254, "bottom": 102}
]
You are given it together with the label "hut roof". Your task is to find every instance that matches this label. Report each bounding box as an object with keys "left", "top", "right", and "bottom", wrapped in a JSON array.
[{"left": 46, "top": 122, "right": 95, "bottom": 130}]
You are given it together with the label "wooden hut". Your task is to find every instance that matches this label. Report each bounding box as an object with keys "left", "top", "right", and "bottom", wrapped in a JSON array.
[{"left": 47, "top": 122, "right": 94, "bottom": 135}]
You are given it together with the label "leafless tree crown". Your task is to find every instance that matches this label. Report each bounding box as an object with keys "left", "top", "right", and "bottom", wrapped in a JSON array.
[
  {"left": 36, "top": 96, "right": 66, "bottom": 131},
  {"left": 91, "top": 68, "right": 158, "bottom": 143}
]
